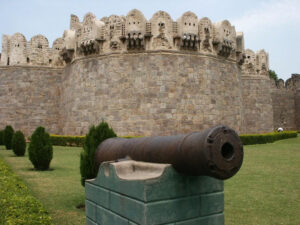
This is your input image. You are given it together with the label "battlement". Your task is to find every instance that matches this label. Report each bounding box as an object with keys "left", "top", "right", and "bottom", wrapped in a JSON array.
[
  {"left": 61, "top": 9, "right": 247, "bottom": 63},
  {"left": 1, "top": 9, "right": 248, "bottom": 67},
  {"left": 269, "top": 74, "right": 300, "bottom": 91},
  {"left": 0, "top": 33, "right": 64, "bottom": 67},
  {"left": 241, "top": 48, "right": 269, "bottom": 76}
]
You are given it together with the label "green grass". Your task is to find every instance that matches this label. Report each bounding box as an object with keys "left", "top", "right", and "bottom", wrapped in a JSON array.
[
  {"left": 0, "top": 145, "right": 85, "bottom": 225},
  {"left": 225, "top": 136, "right": 300, "bottom": 225},
  {"left": 0, "top": 157, "right": 52, "bottom": 225},
  {"left": 0, "top": 137, "right": 299, "bottom": 225}
]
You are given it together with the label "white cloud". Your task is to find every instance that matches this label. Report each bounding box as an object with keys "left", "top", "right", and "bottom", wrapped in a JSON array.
[{"left": 232, "top": 0, "right": 300, "bottom": 32}]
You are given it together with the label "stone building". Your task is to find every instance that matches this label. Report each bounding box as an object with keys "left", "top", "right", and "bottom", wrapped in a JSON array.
[{"left": 0, "top": 9, "right": 299, "bottom": 137}]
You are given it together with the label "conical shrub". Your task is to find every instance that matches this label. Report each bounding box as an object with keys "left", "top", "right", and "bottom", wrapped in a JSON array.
[
  {"left": 28, "top": 127, "right": 53, "bottom": 170},
  {"left": 4, "top": 126, "right": 14, "bottom": 150},
  {"left": 0, "top": 130, "right": 4, "bottom": 146},
  {"left": 80, "top": 120, "right": 117, "bottom": 186},
  {"left": 12, "top": 130, "right": 26, "bottom": 156}
]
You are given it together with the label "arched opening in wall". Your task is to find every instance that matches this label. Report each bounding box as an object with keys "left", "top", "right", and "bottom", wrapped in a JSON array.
[
  {"left": 7, "top": 57, "right": 9, "bottom": 66},
  {"left": 49, "top": 59, "right": 52, "bottom": 65},
  {"left": 27, "top": 57, "right": 30, "bottom": 63}
]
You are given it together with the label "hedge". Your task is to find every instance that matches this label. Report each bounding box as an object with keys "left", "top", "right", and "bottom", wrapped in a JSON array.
[
  {"left": 240, "top": 131, "right": 298, "bottom": 145},
  {"left": 50, "top": 134, "right": 85, "bottom": 147},
  {"left": 0, "top": 157, "right": 52, "bottom": 225},
  {"left": 48, "top": 131, "right": 297, "bottom": 147}
]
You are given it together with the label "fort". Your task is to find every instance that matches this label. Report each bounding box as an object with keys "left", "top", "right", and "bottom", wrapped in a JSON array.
[{"left": 0, "top": 9, "right": 299, "bottom": 137}]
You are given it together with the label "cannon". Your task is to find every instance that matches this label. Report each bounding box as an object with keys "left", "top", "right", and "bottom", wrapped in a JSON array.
[{"left": 95, "top": 125, "right": 244, "bottom": 180}]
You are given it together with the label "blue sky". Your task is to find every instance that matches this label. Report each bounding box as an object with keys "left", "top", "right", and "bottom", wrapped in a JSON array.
[{"left": 0, "top": 0, "right": 299, "bottom": 80}]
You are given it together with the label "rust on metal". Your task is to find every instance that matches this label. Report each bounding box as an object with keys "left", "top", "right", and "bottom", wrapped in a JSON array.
[{"left": 95, "top": 125, "right": 244, "bottom": 180}]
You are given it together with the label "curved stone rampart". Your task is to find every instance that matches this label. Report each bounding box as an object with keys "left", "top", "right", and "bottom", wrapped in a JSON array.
[{"left": 60, "top": 52, "right": 243, "bottom": 136}]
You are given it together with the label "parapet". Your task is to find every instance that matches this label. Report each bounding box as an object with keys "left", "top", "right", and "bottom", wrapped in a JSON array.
[
  {"left": 0, "top": 33, "right": 64, "bottom": 67},
  {"left": 242, "top": 48, "right": 269, "bottom": 76},
  {"left": 3, "top": 9, "right": 275, "bottom": 69},
  {"left": 59, "top": 9, "right": 245, "bottom": 64},
  {"left": 272, "top": 74, "right": 300, "bottom": 91}
]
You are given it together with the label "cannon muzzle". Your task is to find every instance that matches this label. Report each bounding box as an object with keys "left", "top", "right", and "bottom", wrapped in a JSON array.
[{"left": 95, "top": 125, "right": 243, "bottom": 180}]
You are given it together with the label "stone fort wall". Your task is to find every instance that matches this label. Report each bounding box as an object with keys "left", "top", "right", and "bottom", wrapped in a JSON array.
[
  {"left": 60, "top": 52, "right": 243, "bottom": 136},
  {"left": 0, "top": 9, "right": 299, "bottom": 136},
  {"left": 271, "top": 76, "right": 299, "bottom": 131},
  {"left": 0, "top": 66, "right": 63, "bottom": 136}
]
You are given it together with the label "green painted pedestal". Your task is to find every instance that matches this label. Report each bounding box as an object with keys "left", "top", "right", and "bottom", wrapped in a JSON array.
[{"left": 85, "top": 160, "right": 224, "bottom": 225}]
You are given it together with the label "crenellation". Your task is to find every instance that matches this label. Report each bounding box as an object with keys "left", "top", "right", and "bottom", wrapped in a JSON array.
[
  {"left": 149, "top": 11, "right": 174, "bottom": 50},
  {"left": 60, "top": 30, "right": 76, "bottom": 63},
  {"left": 0, "top": 35, "right": 11, "bottom": 65},
  {"left": 0, "top": 9, "right": 299, "bottom": 136},
  {"left": 51, "top": 38, "right": 65, "bottom": 67},
  {"left": 212, "top": 20, "right": 236, "bottom": 58},
  {"left": 198, "top": 17, "right": 213, "bottom": 53},
  {"left": 102, "top": 14, "right": 126, "bottom": 53},
  {"left": 70, "top": 14, "right": 80, "bottom": 30},
  {"left": 10, "top": 33, "right": 27, "bottom": 65},
  {"left": 256, "top": 49, "right": 269, "bottom": 75},
  {"left": 235, "top": 32, "right": 245, "bottom": 65},
  {"left": 28, "top": 35, "right": 51, "bottom": 66},
  {"left": 242, "top": 49, "right": 256, "bottom": 74},
  {"left": 276, "top": 79, "right": 285, "bottom": 89},
  {"left": 125, "top": 9, "right": 147, "bottom": 50},
  {"left": 177, "top": 12, "right": 199, "bottom": 51},
  {"left": 77, "top": 12, "right": 105, "bottom": 56}
]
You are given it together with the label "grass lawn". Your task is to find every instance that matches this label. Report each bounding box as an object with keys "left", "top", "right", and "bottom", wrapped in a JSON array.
[
  {"left": 0, "top": 136, "right": 299, "bottom": 225},
  {"left": 0, "top": 145, "right": 86, "bottom": 225},
  {"left": 225, "top": 136, "right": 300, "bottom": 225}
]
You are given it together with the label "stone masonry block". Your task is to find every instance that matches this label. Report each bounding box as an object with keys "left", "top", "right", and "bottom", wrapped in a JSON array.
[
  {"left": 85, "top": 160, "right": 224, "bottom": 225},
  {"left": 90, "top": 160, "right": 223, "bottom": 202}
]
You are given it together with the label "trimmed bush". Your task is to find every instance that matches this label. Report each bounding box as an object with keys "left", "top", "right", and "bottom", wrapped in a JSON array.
[
  {"left": 0, "top": 130, "right": 4, "bottom": 145},
  {"left": 50, "top": 134, "right": 85, "bottom": 147},
  {"left": 12, "top": 130, "right": 26, "bottom": 156},
  {"left": 28, "top": 127, "right": 53, "bottom": 170},
  {"left": 0, "top": 157, "right": 52, "bottom": 224},
  {"left": 3, "top": 125, "right": 14, "bottom": 150},
  {"left": 80, "top": 120, "right": 117, "bottom": 186},
  {"left": 240, "top": 131, "right": 297, "bottom": 145}
]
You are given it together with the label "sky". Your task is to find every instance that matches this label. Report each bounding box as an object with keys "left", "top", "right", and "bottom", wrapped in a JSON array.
[{"left": 0, "top": 0, "right": 299, "bottom": 80}]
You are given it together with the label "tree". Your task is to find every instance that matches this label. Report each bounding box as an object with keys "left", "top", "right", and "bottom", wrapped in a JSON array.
[
  {"left": 12, "top": 130, "right": 26, "bottom": 156},
  {"left": 269, "top": 69, "right": 278, "bottom": 82},
  {"left": 28, "top": 127, "right": 53, "bottom": 170},
  {"left": 80, "top": 120, "right": 117, "bottom": 186},
  {"left": 3, "top": 126, "right": 14, "bottom": 150}
]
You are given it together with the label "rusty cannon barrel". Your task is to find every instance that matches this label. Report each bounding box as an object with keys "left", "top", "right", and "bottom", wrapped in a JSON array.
[{"left": 95, "top": 125, "right": 243, "bottom": 180}]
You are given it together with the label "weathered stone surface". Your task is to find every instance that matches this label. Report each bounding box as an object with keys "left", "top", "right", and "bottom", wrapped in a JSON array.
[
  {"left": 241, "top": 75, "right": 274, "bottom": 133},
  {"left": 60, "top": 52, "right": 243, "bottom": 136},
  {"left": 271, "top": 77, "right": 298, "bottom": 131},
  {"left": 0, "top": 10, "right": 299, "bottom": 136},
  {"left": 85, "top": 160, "right": 224, "bottom": 225},
  {"left": 0, "top": 66, "right": 63, "bottom": 136}
]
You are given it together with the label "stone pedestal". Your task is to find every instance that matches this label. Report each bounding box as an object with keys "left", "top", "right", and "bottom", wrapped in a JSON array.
[{"left": 85, "top": 160, "right": 224, "bottom": 225}]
